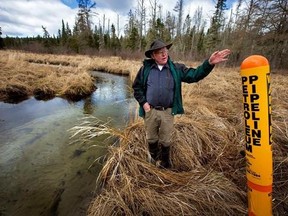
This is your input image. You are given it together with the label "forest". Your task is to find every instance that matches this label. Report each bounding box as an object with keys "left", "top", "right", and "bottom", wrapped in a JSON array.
[{"left": 0, "top": 0, "right": 287, "bottom": 69}]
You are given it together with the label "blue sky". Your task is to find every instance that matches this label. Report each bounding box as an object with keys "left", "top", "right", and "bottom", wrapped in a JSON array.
[
  {"left": 60, "top": 0, "right": 135, "bottom": 11},
  {"left": 61, "top": 0, "right": 78, "bottom": 9},
  {"left": 60, "top": 0, "right": 236, "bottom": 11},
  {"left": 0, "top": 0, "right": 237, "bottom": 37}
]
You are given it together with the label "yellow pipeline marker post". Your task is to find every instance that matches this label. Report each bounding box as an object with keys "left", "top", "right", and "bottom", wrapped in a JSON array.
[{"left": 240, "top": 55, "right": 273, "bottom": 216}]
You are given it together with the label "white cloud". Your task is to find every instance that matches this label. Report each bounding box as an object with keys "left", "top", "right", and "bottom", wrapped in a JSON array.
[
  {"left": 141, "top": 0, "right": 215, "bottom": 27},
  {"left": 92, "top": 8, "right": 127, "bottom": 35},
  {"left": 92, "top": 0, "right": 217, "bottom": 37},
  {"left": 0, "top": 0, "right": 77, "bottom": 37},
  {"left": 95, "top": 0, "right": 135, "bottom": 15},
  {"left": 0, "top": 0, "right": 223, "bottom": 37}
]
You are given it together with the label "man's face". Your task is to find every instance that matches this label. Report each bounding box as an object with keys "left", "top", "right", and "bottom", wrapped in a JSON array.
[{"left": 152, "top": 47, "right": 168, "bottom": 65}]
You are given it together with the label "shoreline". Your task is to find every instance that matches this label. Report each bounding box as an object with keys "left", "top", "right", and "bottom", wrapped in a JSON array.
[
  {"left": 1, "top": 50, "right": 288, "bottom": 215},
  {"left": 0, "top": 50, "right": 140, "bottom": 103}
]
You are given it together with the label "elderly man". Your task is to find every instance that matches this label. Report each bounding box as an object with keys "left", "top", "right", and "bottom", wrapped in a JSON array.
[{"left": 132, "top": 39, "right": 231, "bottom": 168}]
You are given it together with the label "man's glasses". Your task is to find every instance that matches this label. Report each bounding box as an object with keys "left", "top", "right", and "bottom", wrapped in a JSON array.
[{"left": 153, "top": 48, "right": 168, "bottom": 56}]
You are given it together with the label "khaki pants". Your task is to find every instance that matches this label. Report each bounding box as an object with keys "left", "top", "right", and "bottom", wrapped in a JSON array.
[{"left": 144, "top": 108, "right": 174, "bottom": 147}]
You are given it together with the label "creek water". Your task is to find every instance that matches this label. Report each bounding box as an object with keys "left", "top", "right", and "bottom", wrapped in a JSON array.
[{"left": 0, "top": 71, "right": 137, "bottom": 216}]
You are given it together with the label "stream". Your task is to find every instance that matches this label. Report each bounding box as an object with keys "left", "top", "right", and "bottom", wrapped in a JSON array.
[{"left": 0, "top": 71, "right": 137, "bottom": 216}]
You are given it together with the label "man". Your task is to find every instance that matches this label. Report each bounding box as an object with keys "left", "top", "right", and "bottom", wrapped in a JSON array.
[{"left": 132, "top": 39, "right": 231, "bottom": 169}]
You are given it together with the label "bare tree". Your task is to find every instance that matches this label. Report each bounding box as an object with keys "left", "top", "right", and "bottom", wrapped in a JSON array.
[
  {"left": 165, "top": 11, "right": 176, "bottom": 39},
  {"left": 149, "top": 0, "right": 158, "bottom": 27},
  {"left": 173, "top": 0, "right": 184, "bottom": 37},
  {"left": 137, "top": 0, "right": 146, "bottom": 50},
  {"left": 192, "top": 6, "right": 204, "bottom": 33}
]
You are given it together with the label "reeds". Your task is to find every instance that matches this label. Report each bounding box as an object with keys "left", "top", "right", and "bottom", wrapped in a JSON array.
[
  {"left": 2, "top": 49, "right": 287, "bottom": 215},
  {"left": 71, "top": 118, "right": 246, "bottom": 216},
  {"left": 79, "top": 114, "right": 287, "bottom": 215},
  {"left": 70, "top": 65, "right": 288, "bottom": 215},
  {"left": 0, "top": 50, "right": 97, "bottom": 101}
]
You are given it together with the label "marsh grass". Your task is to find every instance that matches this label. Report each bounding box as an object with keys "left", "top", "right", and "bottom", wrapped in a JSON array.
[
  {"left": 0, "top": 50, "right": 141, "bottom": 102},
  {"left": 0, "top": 51, "right": 118, "bottom": 101},
  {"left": 72, "top": 118, "right": 247, "bottom": 216},
  {"left": 69, "top": 63, "right": 287, "bottom": 215},
  {"left": 1, "top": 49, "right": 287, "bottom": 215},
  {"left": 70, "top": 111, "right": 287, "bottom": 215}
]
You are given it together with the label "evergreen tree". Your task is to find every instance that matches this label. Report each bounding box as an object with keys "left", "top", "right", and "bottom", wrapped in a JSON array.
[
  {"left": 182, "top": 14, "right": 192, "bottom": 53},
  {"left": 205, "top": 0, "right": 227, "bottom": 51},
  {"left": 165, "top": 12, "right": 176, "bottom": 40},
  {"left": 125, "top": 9, "right": 140, "bottom": 51},
  {"left": 2, "top": 0, "right": 287, "bottom": 69},
  {"left": 110, "top": 24, "right": 121, "bottom": 53},
  {"left": 91, "top": 25, "right": 100, "bottom": 50},
  {"left": 76, "top": 0, "right": 96, "bottom": 32},
  {"left": 74, "top": 0, "right": 96, "bottom": 52},
  {"left": 103, "top": 33, "right": 110, "bottom": 49},
  {"left": 0, "top": 27, "right": 4, "bottom": 49},
  {"left": 42, "top": 26, "right": 51, "bottom": 48},
  {"left": 127, "top": 27, "right": 139, "bottom": 51},
  {"left": 66, "top": 22, "right": 72, "bottom": 37},
  {"left": 197, "top": 27, "right": 205, "bottom": 54},
  {"left": 60, "top": 19, "right": 68, "bottom": 45}
]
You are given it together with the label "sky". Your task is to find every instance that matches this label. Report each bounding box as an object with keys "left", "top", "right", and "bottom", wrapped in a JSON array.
[{"left": 0, "top": 0, "right": 237, "bottom": 38}]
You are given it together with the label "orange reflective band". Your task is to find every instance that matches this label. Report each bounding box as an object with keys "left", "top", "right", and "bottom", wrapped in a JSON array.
[
  {"left": 247, "top": 180, "right": 272, "bottom": 192},
  {"left": 241, "top": 55, "right": 269, "bottom": 69}
]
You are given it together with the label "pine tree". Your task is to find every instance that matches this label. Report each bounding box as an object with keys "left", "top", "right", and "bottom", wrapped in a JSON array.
[
  {"left": 74, "top": 0, "right": 96, "bottom": 52},
  {"left": 205, "top": 0, "right": 227, "bottom": 51},
  {"left": 0, "top": 27, "right": 4, "bottom": 49},
  {"left": 92, "top": 25, "right": 100, "bottom": 50},
  {"left": 110, "top": 24, "right": 121, "bottom": 53},
  {"left": 61, "top": 19, "right": 68, "bottom": 45},
  {"left": 125, "top": 9, "right": 140, "bottom": 51}
]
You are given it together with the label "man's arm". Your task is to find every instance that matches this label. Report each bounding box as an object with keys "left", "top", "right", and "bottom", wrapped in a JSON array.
[
  {"left": 175, "top": 59, "right": 214, "bottom": 83},
  {"left": 176, "top": 49, "right": 231, "bottom": 83}
]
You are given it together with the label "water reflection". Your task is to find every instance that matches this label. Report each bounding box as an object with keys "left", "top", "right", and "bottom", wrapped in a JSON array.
[
  {"left": 83, "top": 96, "right": 94, "bottom": 114},
  {"left": 0, "top": 71, "right": 137, "bottom": 216},
  {"left": 82, "top": 71, "right": 135, "bottom": 126}
]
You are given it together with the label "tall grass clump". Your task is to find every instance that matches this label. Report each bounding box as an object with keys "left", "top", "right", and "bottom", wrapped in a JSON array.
[
  {"left": 69, "top": 118, "right": 246, "bottom": 216},
  {"left": 0, "top": 50, "right": 96, "bottom": 101},
  {"left": 2, "top": 49, "right": 287, "bottom": 215},
  {"left": 68, "top": 65, "right": 288, "bottom": 215}
]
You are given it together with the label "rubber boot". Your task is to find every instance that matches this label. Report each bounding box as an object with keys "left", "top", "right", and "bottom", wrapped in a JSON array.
[
  {"left": 160, "top": 145, "right": 171, "bottom": 169},
  {"left": 148, "top": 142, "right": 159, "bottom": 162}
]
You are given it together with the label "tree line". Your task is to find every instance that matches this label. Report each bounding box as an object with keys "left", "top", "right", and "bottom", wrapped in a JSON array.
[{"left": 0, "top": 0, "right": 287, "bottom": 69}]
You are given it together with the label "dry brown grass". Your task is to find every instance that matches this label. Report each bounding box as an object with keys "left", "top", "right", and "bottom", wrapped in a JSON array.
[
  {"left": 0, "top": 50, "right": 141, "bottom": 102},
  {"left": 0, "top": 50, "right": 190, "bottom": 102},
  {"left": 68, "top": 64, "right": 288, "bottom": 215},
  {"left": 90, "top": 122, "right": 248, "bottom": 216},
  {"left": 2, "top": 49, "right": 287, "bottom": 215}
]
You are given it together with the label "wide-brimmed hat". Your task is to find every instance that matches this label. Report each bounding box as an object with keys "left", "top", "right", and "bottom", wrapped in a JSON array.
[{"left": 145, "top": 39, "right": 173, "bottom": 58}]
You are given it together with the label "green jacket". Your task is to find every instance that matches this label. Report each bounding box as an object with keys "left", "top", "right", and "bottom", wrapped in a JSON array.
[{"left": 132, "top": 57, "right": 214, "bottom": 117}]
